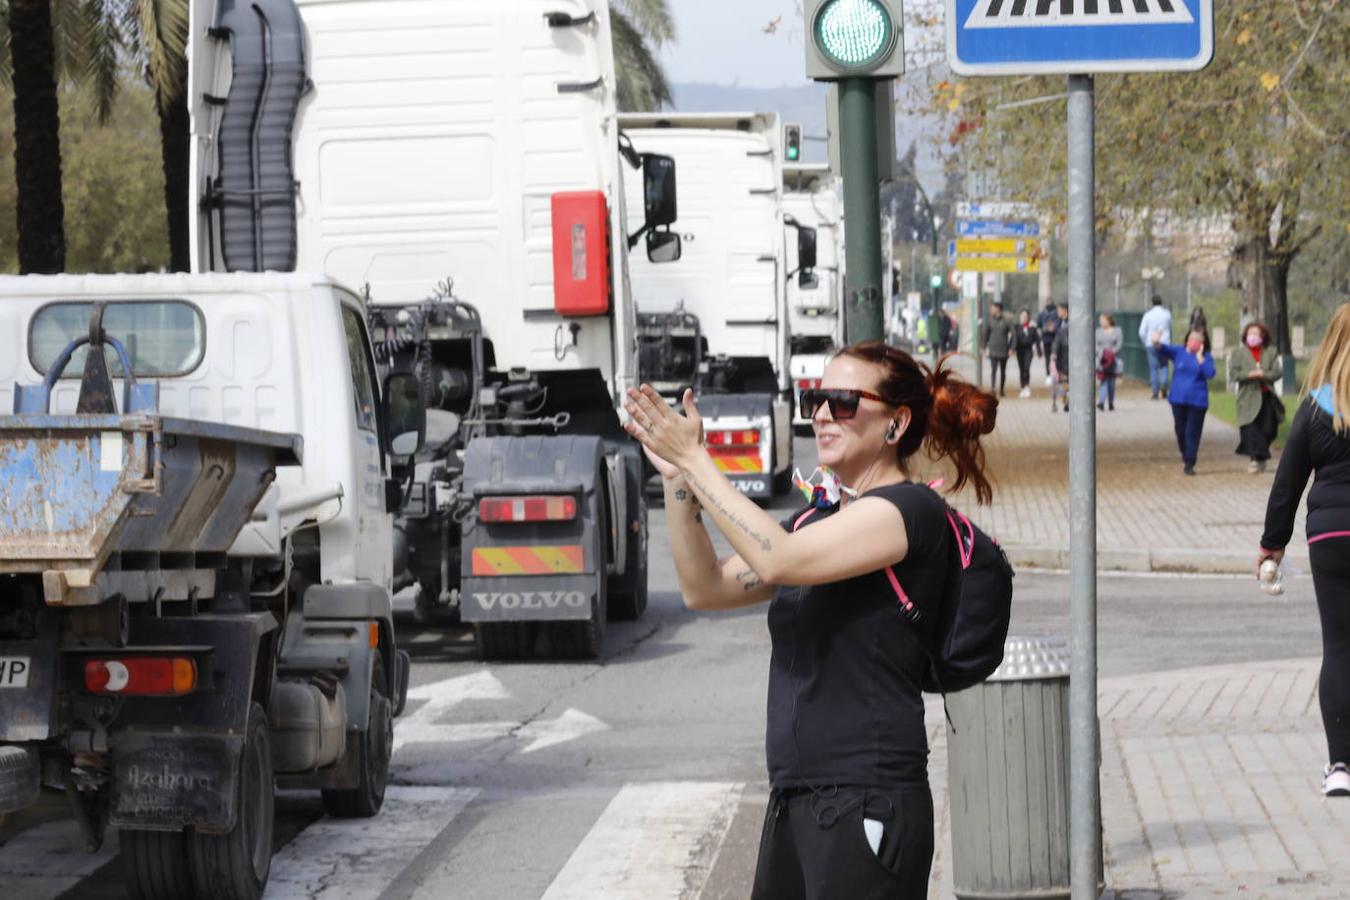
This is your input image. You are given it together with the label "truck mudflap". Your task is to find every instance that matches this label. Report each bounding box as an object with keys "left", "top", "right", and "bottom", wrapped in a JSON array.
[
  {"left": 459, "top": 436, "right": 607, "bottom": 624},
  {"left": 110, "top": 731, "right": 243, "bottom": 833},
  {"left": 0, "top": 634, "right": 58, "bottom": 741}
]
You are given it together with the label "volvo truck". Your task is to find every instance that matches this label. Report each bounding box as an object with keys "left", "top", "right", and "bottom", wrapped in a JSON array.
[
  {"left": 190, "top": 0, "right": 678, "bottom": 658},
  {"left": 620, "top": 113, "right": 801, "bottom": 499}
]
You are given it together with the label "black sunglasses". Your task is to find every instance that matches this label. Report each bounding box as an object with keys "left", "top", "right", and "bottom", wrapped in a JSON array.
[{"left": 799, "top": 388, "right": 887, "bottom": 421}]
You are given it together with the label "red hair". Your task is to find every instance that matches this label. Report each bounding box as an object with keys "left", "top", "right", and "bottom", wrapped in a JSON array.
[{"left": 835, "top": 342, "right": 999, "bottom": 504}]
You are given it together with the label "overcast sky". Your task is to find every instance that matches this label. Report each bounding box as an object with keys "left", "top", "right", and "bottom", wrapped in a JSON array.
[{"left": 660, "top": 1, "right": 943, "bottom": 88}]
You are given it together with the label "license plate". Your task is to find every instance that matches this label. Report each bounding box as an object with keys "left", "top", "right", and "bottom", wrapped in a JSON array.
[{"left": 0, "top": 656, "right": 32, "bottom": 687}]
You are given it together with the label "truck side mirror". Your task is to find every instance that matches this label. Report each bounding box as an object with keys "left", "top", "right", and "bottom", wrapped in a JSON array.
[
  {"left": 647, "top": 230, "right": 682, "bottom": 263},
  {"left": 641, "top": 153, "right": 677, "bottom": 228},
  {"left": 798, "top": 270, "right": 820, "bottom": 290},
  {"left": 383, "top": 372, "right": 425, "bottom": 458},
  {"left": 797, "top": 226, "right": 817, "bottom": 273}
]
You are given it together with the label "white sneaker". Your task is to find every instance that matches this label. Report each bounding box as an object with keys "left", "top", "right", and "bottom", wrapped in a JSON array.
[{"left": 1323, "top": 763, "right": 1350, "bottom": 797}]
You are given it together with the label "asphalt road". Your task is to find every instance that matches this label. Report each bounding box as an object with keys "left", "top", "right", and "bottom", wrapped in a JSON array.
[{"left": 0, "top": 436, "right": 1326, "bottom": 899}]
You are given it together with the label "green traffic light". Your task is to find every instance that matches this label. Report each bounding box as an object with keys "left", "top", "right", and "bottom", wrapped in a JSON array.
[
  {"left": 815, "top": 0, "right": 895, "bottom": 71},
  {"left": 930, "top": 275, "right": 942, "bottom": 288},
  {"left": 787, "top": 146, "right": 800, "bottom": 161}
]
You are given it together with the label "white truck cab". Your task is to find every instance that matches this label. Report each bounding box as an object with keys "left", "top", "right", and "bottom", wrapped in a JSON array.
[
  {"left": 783, "top": 164, "right": 844, "bottom": 430},
  {"left": 620, "top": 113, "right": 795, "bottom": 498}
]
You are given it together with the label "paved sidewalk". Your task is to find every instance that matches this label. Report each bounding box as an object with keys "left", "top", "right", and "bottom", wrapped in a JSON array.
[
  {"left": 926, "top": 373, "right": 1307, "bottom": 574},
  {"left": 926, "top": 657, "right": 1348, "bottom": 899}
]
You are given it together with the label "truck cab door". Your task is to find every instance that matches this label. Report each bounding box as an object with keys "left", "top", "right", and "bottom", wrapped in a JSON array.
[{"left": 339, "top": 305, "right": 393, "bottom": 583}]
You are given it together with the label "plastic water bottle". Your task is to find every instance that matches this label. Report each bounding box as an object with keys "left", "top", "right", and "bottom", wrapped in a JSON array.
[{"left": 1259, "top": 559, "right": 1285, "bottom": 596}]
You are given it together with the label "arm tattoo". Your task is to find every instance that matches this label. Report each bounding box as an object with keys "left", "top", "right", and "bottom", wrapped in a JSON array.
[
  {"left": 674, "top": 488, "right": 688, "bottom": 502},
  {"left": 686, "top": 476, "right": 773, "bottom": 552},
  {"left": 735, "top": 569, "right": 764, "bottom": 591}
]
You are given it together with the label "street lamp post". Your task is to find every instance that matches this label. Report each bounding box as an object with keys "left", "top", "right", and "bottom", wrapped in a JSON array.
[{"left": 804, "top": 0, "right": 904, "bottom": 344}]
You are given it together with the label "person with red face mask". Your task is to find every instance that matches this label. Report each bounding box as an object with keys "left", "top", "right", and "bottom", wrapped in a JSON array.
[
  {"left": 1151, "top": 327, "right": 1217, "bottom": 475},
  {"left": 623, "top": 342, "right": 997, "bottom": 899},
  {"left": 1229, "top": 321, "right": 1284, "bottom": 473}
]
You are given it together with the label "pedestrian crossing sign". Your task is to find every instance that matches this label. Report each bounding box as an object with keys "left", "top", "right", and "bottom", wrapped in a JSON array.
[{"left": 946, "top": 0, "right": 1213, "bottom": 75}]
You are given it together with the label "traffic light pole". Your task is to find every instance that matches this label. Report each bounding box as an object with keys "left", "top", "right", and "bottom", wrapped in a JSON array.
[{"left": 839, "top": 78, "right": 884, "bottom": 344}]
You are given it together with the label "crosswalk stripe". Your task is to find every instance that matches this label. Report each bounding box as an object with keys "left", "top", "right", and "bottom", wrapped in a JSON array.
[
  {"left": 0, "top": 820, "right": 119, "bottom": 900},
  {"left": 540, "top": 781, "right": 744, "bottom": 900},
  {"left": 264, "top": 786, "right": 478, "bottom": 899}
]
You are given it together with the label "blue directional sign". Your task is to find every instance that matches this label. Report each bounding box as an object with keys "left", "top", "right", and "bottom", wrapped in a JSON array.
[
  {"left": 947, "top": 240, "right": 958, "bottom": 266},
  {"left": 946, "top": 0, "right": 1213, "bottom": 76},
  {"left": 958, "top": 220, "right": 1041, "bottom": 238}
]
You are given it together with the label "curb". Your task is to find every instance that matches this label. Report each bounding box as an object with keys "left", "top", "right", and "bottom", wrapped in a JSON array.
[{"left": 1003, "top": 544, "right": 1310, "bottom": 576}]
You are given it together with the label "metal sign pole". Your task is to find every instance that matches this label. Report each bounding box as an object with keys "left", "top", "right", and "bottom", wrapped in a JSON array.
[
  {"left": 1066, "top": 73, "right": 1101, "bottom": 900},
  {"left": 839, "top": 78, "right": 884, "bottom": 344}
]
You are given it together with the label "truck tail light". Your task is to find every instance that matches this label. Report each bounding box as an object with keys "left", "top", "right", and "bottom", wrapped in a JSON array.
[
  {"left": 551, "top": 191, "right": 612, "bottom": 317},
  {"left": 478, "top": 495, "right": 578, "bottom": 523},
  {"left": 796, "top": 379, "right": 821, "bottom": 391},
  {"left": 84, "top": 657, "right": 197, "bottom": 696},
  {"left": 706, "top": 429, "right": 761, "bottom": 447}
]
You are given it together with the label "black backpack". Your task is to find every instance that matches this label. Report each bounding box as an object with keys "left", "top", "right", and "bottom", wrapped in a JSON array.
[{"left": 919, "top": 506, "right": 1014, "bottom": 694}]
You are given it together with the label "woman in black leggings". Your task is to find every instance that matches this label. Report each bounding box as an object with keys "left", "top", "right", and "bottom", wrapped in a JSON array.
[{"left": 1260, "top": 302, "right": 1350, "bottom": 797}]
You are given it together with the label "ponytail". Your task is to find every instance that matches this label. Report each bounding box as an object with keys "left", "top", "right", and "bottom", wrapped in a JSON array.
[
  {"left": 835, "top": 344, "right": 999, "bottom": 505},
  {"left": 926, "top": 359, "right": 998, "bottom": 504}
]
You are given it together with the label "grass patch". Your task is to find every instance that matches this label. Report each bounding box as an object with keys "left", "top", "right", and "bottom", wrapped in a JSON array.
[{"left": 1207, "top": 386, "right": 1298, "bottom": 448}]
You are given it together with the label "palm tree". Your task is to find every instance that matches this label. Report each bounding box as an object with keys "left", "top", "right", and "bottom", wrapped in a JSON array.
[
  {"left": 5, "top": 0, "right": 67, "bottom": 273},
  {"left": 609, "top": 0, "right": 674, "bottom": 112}
]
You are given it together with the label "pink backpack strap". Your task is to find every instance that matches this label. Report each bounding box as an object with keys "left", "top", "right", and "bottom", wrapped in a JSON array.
[
  {"left": 884, "top": 565, "right": 916, "bottom": 614},
  {"left": 791, "top": 507, "right": 819, "bottom": 532},
  {"left": 947, "top": 510, "right": 975, "bottom": 570}
]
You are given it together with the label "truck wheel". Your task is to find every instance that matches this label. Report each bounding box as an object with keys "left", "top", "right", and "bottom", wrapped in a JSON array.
[
  {"left": 121, "top": 829, "right": 192, "bottom": 900},
  {"left": 476, "top": 622, "right": 536, "bottom": 660},
  {"left": 607, "top": 462, "right": 648, "bottom": 621},
  {"left": 322, "top": 657, "right": 391, "bottom": 818},
  {"left": 188, "top": 702, "right": 274, "bottom": 900},
  {"left": 548, "top": 594, "right": 605, "bottom": 660},
  {"left": 0, "top": 745, "right": 39, "bottom": 815}
]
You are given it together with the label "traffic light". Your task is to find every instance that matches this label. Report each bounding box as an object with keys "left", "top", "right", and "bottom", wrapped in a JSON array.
[
  {"left": 784, "top": 124, "right": 802, "bottom": 163},
  {"left": 804, "top": 0, "right": 905, "bottom": 80},
  {"left": 929, "top": 274, "right": 942, "bottom": 289}
]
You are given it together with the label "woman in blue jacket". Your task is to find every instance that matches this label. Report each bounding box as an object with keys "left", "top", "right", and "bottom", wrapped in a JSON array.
[{"left": 1151, "top": 327, "right": 1217, "bottom": 475}]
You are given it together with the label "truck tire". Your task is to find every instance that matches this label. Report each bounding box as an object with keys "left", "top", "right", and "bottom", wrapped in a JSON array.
[
  {"left": 475, "top": 622, "right": 536, "bottom": 660},
  {"left": 188, "top": 703, "right": 274, "bottom": 900},
  {"left": 607, "top": 460, "right": 648, "bottom": 622},
  {"left": 321, "top": 657, "right": 391, "bottom": 818},
  {"left": 547, "top": 595, "right": 604, "bottom": 660},
  {"left": 0, "top": 745, "right": 39, "bottom": 815},
  {"left": 121, "top": 829, "right": 193, "bottom": 900}
]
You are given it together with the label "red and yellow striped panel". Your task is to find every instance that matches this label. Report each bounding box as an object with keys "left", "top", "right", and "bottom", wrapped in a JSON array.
[
  {"left": 471, "top": 545, "right": 585, "bottom": 576},
  {"left": 713, "top": 455, "right": 763, "bottom": 474}
]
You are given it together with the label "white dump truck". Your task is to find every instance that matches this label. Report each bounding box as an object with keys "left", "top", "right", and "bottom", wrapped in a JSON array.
[
  {"left": 620, "top": 113, "right": 807, "bottom": 498},
  {"left": 192, "top": 0, "right": 680, "bottom": 658},
  {"left": 0, "top": 275, "right": 420, "bottom": 900},
  {"left": 783, "top": 163, "right": 844, "bottom": 430}
]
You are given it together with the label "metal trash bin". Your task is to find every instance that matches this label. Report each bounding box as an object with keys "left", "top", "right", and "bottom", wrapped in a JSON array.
[{"left": 945, "top": 636, "right": 1100, "bottom": 899}]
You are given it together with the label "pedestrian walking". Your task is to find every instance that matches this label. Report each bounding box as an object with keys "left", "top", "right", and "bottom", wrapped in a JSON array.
[
  {"left": 624, "top": 341, "right": 998, "bottom": 899},
  {"left": 1014, "top": 307, "right": 1041, "bottom": 398},
  {"left": 1096, "top": 313, "right": 1123, "bottom": 411},
  {"left": 938, "top": 309, "right": 952, "bottom": 354},
  {"left": 1037, "top": 300, "right": 1060, "bottom": 380},
  {"left": 1259, "top": 302, "right": 1350, "bottom": 798},
  {"left": 1230, "top": 321, "right": 1284, "bottom": 473},
  {"left": 1139, "top": 295, "right": 1173, "bottom": 400},
  {"left": 981, "top": 301, "right": 1015, "bottom": 398},
  {"left": 1151, "top": 326, "right": 1216, "bottom": 475},
  {"left": 1050, "top": 302, "right": 1071, "bottom": 412}
]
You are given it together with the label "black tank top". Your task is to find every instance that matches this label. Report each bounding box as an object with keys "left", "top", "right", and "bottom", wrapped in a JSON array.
[{"left": 765, "top": 482, "right": 955, "bottom": 789}]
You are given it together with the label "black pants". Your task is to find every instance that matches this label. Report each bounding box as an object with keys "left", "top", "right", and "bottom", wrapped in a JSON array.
[
  {"left": 989, "top": 356, "right": 1009, "bottom": 395},
  {"left": 1042, "top": 340, "right": 1055, "bottom": 375},
  {"left": 1236, "top": 393, "right": 1281, "bottom": 462},
  {"left": 1016, "top": 346, "right": 1035, "bottom": 389},
  {"left": 751, "top": 785, "right": 934, "bottom": 900},
  {"left": 1311, "top": 536, "right": 1350, "bottom": 763},
  {"left": 1171, "top": 402, "right": 1207, "bottom": 466}
]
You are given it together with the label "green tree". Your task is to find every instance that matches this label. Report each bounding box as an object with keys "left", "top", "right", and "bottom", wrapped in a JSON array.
[
  {"left": 610, "top": 0, "right": 674, "bottom": 112},
  {"left": 928, "top": 0, "right": 1348, "bottom": 353}
]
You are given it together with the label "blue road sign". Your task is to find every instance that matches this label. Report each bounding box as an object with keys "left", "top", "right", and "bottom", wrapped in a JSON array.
[
  {"left": 946, "top": 0, "right": 1213, "bottom": 76},
  {"left": 958, "top": 220, "right": 1041, "bottom": 238},
  {"left": 947, "top": 240, "right": 958, "bottom": 266}
]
